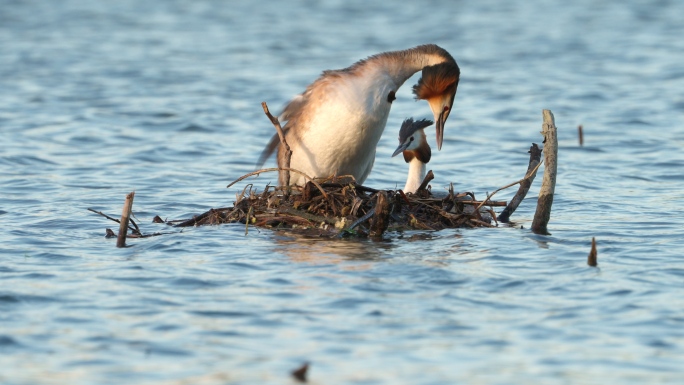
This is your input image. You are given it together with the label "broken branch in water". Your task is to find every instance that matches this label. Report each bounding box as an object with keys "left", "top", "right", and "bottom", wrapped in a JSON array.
[
  {"left": 498, "top": 143, "right": 543, "bottom": 223},
  {"left": 532, "top": 109, "right": 558, "bottom": 235},
  {"left": 116, "top": 192, "right": 135, "bottom": 248}
]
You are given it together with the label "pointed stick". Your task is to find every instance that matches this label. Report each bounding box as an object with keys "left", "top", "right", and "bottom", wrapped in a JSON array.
[
  {"left": 587, "top": 237, "right": 598, "bottom": 266},
  {"left": 532, "top": 110, "right": 558, "bottom": 235},
  {"left": 116, "top": 192, "right": 135, "bottom": 248},
  {"left": 291, "top": 362, "right": 309, "bottom": 382}
]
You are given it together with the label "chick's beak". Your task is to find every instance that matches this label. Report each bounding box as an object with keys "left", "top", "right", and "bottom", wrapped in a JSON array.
[{"left": 392, "top": 141, "right": 409, "bottom": 157}]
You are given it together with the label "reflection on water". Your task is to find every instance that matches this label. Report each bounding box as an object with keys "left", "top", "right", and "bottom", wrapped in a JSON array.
[
  {"left": 2, "top": 0, "right": 684, "bottom": 384},
  {"left": 278, "top": 237, "right": 393, "bottom": 266}
]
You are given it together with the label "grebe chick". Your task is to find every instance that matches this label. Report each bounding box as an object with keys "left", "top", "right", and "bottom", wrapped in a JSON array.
[{"left": 392, "top": 118, "right": 433, "bottom": 194}]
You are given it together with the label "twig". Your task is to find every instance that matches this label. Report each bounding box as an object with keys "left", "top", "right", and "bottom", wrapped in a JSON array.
[
  {"left": 398, "top": 189, "right": 412, "bottom": 208},
  {"left": 173, "top": 207, "right": 233, "bottom": 228},
  {"left": 280, "top": 207, "right": 338, "bottom": 225},
  {"left": 414, "top": 197, "right": 507, "bottom": 207},
  {"left": 578, "top": 124, "right": 584, "bottom": 146},
  {"left": 474, "top": 161, "right": 543, "bottom": 213},
  {"left": 341, "top": 208, "right": 376, "bottom": 235},
  {"left": 116, "top": 192, "right": 135, "bottom": 248},
  {"left": 129, "top": 217, "right": 141, "bottom": 235},
  {"left": 498, "top": 143, "right": 543, "bottom": 222},
  {"left": 532, "top": 109, "right": 558, "bottom": 235},
  {"left": 245, "top": 206, "right": 253, "bottom": 236},
  {"left": 417, "top": 170, "right": 435, "bottom": 192},
  {"left": 458, "top": 199, "right": 507, "bottom": 207},
  {"left": 320, "top": 182, "right": 379, "bottom": 194},
  {"left": 262, "top": 101, "right": 293, "bottom": 188},
  {"left": 226, "top": 167, "right": 328, "bottom": 199},
  {"left": 88, "top": 208, "right": 138, "bottom": 233}
]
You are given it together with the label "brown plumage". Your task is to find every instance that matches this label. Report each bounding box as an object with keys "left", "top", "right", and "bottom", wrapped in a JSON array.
[{"left": 413, "top": 62, "right": 460, "bottom": 100}]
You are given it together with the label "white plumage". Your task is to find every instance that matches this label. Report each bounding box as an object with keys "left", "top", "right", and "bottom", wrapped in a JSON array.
[{"left": 257, "top": 44, "right": 460, "bottom": 186}]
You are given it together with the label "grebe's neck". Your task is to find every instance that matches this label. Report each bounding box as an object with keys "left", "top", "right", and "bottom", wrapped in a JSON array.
[
  {"left": 404, "top": 157, "right": 426, "bottom": 194},
  {"left": 347, "top": 44, "right": 456, "bottom": 89}
]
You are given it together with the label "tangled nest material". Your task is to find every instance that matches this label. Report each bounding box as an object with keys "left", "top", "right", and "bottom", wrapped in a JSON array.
[{"left": 166, "top": 171, "right": 505, "bottom": 238}]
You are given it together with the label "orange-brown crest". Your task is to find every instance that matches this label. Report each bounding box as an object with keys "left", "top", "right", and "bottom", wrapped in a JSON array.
[{"left": 412, "top": 63, "right": 460, "bottom": 100}]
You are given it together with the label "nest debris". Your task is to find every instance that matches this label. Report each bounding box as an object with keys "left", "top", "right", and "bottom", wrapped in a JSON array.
[{"left": 165, "top": 173, "right": 505, "bottom": 238}]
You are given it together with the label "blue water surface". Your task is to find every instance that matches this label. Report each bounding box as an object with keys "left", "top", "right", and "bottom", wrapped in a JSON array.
[{"left": 1, "top": 1, "right": 683, "bottom": 384}]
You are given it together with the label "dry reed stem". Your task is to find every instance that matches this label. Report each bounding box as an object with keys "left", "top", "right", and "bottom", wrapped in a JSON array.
[
  {"left": 226, "top": 167, "right": 328, "bottom": 199},
  {"left": 261, "top": 101, "right": 292, "bottom": 187}
]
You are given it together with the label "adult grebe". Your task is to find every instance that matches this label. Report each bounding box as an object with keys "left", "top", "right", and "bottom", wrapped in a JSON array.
[{"left": 257, "top": 44, "right": 460, "bottom": 186}]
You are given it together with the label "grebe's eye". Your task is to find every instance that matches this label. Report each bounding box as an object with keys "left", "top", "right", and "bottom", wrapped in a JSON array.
[{"left": 409, "top": 137, "right": 414, "bottom": 142}]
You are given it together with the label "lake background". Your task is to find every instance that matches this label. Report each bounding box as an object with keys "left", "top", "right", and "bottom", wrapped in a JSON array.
[{"left": 1, "top": 0, "right": 683, "bottom": 384}]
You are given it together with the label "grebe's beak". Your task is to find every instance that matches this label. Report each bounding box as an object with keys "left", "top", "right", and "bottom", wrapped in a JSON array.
[
  {"left": 392, "top": 141, "right": 410, "bottom": 157},
  {"left": 427, "top": 92, "right": 454, "bottom": 151}
]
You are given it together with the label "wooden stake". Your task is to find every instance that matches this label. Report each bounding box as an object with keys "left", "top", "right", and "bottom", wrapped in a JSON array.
[
  {"left": 291, "top": 362, "right": 309, "bottom": 382},
  {"left": 532, "top": 110, "right": 558, "bottom": 235},
  {"left": 499, "top": 143, "right": 542, "bottom": 223},
  {"left": 587, "top": 237, "right": 597, "bottom": 266},
  {"left": 116, "top": 192, "right": 135, "bottom": 248},
  {"left": 578, "top": 124, "right": 584, "bottom": 146}
]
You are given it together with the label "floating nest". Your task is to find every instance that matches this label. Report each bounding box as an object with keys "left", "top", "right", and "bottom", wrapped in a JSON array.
[
  {"left": 91, "top": 105, "right": 554, "bottom": 243},
  {"left": 164, "top": 171, "right": 506, "bottom": 238}
]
